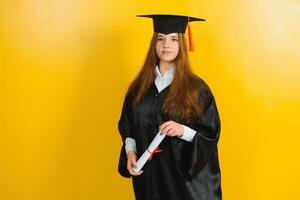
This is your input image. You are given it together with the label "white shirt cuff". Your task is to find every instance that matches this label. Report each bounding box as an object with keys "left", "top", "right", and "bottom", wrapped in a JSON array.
[
  {"left": 125, "top": 137, "right": 137, "bottom": 154},
  {"left": 179, "top": 125, "right": 197, "bottom": 142}
]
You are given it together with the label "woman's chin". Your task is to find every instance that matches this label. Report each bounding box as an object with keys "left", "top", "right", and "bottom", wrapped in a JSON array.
[{"left": 159, "top": 57, "right": 176, "bottom": 63}]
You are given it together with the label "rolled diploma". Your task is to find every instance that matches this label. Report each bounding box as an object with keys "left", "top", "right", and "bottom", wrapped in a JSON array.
[{"left": 133, "top": 131, "right": 166, "bottom": 173}]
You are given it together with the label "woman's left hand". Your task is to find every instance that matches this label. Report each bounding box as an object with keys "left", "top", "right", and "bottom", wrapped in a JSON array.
[{"left": 159, "top": 120, "right": 184, "bottom": 137}]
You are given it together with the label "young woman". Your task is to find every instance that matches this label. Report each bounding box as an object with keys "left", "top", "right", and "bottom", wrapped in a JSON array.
[{"left": 118, "top": 14, "right": 222, "bottom": 200}]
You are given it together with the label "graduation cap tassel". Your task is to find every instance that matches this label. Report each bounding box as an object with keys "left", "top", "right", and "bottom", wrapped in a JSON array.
[{"left": 187, "top": 16, "right": 195, "bottom": 52}]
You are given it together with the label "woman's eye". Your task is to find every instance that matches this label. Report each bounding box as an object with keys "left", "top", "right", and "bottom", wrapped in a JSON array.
[
  {"left": 157, "top": 38, "right": 163, "bottom": 41},
  {"left": 172, "top": 39, "right": 178, "bottom": 41}
]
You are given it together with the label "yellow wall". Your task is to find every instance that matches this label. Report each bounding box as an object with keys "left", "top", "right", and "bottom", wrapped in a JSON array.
[{"left": 0, "top": 0, "right": 299, "bottom": 199}]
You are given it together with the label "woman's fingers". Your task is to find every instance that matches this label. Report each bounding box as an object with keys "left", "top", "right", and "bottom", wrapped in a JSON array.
[
  {"left": 132, "top": 158, "right": 137, "bottom": 166},
  {"left": 127, "top": 156, "right": 133, "bottom": 168},
  {"left": 160, "top": 121, "right": 183, "bottom": 137},
  {"left": 128, "top": 163, "right": 143, "bottom": 176},
  {"left": 168, "top": 128, "right": 177, "bottom": 136},
  {"left": 129, "top": 168, "right": 144, "bottom": 176},
  {"left": 161, "top": 124, "right": 177, "bottom": 136},
  {"left": 160, "top": 123, "right": 173, "bottom": 134},
  {"left": 127, "top": 155, "right": 143, "bottom": 176},
  {"left": 159, "top": 120, "right": 173, "bottom": 130}
]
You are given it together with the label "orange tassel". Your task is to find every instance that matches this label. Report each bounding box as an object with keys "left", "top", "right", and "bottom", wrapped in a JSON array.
[{"left": 187, "top": 16, "right": 195, "bottom": 52}]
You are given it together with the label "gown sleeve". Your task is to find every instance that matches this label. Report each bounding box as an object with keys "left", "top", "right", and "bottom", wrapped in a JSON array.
[
  {"left": 171, "top": 84, "right": 221, "bottom": 179},
  {"left": 117, "top": 93, "right": 135, "bottom": 178}
]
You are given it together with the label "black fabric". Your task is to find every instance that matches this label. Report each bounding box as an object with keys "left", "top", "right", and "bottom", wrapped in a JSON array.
[
  {"left": 136, "top": 14, "right": 205, "bottom": 34},
  {"left": 118, "top": 79, "right": 222, "bottom": 200}
]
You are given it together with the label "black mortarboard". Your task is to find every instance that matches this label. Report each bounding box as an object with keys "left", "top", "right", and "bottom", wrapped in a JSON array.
[{"left": 136, "top": 14, "right": 206, "bottom": 52}]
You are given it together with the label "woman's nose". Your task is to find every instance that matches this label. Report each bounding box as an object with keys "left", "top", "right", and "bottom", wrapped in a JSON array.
[{"left": 163, "top": 39, "right": 171, "bottom": 47}]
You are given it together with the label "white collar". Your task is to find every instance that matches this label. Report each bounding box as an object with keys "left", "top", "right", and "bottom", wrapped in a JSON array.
[{"left": 155, "top": 65, "right": 175, "bottom": 78}]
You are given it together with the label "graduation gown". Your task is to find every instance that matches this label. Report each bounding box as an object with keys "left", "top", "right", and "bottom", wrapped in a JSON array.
[{"left": 118, "top": 79, "right": 222, "bottom": 200}]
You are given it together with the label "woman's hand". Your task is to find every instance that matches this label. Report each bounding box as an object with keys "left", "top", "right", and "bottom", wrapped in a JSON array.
[
  {"left": 127, "top": 151, "right": 143, "bottom": 176},
  {"left": 159, "top": 120, "right": 184, "bottom": 137}
]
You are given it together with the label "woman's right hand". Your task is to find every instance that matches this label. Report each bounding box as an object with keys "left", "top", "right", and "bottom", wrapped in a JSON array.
[{"left": 127, "top": 151, "right": 143, "bottom": 176}]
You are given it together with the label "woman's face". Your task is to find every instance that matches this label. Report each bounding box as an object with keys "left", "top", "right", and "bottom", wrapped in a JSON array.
[{"left": 155, "top": 32, "right": 179, "bottom": 63}]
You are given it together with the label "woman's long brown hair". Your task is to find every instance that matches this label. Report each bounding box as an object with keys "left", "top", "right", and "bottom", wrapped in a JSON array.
[{"left": 126, "top": 32, "right": 204, "bottom": 123}]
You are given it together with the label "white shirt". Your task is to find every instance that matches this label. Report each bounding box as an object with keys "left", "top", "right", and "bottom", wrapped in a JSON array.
[
  {"left": 125, "top": 65, "right": 197, "bottom": 154},
  {"left": 154, "top": 65, "right": 175, "bottom": 92}
]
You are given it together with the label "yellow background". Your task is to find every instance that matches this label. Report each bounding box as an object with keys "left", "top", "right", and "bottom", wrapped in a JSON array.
[{"left": 1, "top": 0, "right": 299, "bottom": 199}]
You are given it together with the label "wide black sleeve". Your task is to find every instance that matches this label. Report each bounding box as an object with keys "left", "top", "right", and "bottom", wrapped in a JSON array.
[
  {"left": 117, "top": 93, "right": 135, "bottom": 178},
  {"left": 171, "top": 85, "right": 221, "bottom": 179}
]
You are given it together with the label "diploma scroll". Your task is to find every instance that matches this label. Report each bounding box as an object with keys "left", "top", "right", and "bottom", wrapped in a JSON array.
[{"left": 133, "top": 131, "right": 166, "bottom": 173}]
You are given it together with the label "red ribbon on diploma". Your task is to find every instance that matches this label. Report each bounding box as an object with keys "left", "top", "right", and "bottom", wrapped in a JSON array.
[{"left": 147, "top": 147, "right": 163, "bottom": 161}]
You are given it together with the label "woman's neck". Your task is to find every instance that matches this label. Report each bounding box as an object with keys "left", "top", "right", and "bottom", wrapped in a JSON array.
[{"left": 158, "top": 61, "right": 175, "bottom": 76}]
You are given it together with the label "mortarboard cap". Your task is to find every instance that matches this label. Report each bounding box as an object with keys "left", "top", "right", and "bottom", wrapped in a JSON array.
[{"left": 136, "top": 14, "right": 206, "bottom": 52}]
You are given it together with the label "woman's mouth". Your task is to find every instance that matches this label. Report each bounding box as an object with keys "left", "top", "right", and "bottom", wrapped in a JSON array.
[{"left": 162, "top": 51, "right": 172, "bottom": 54}]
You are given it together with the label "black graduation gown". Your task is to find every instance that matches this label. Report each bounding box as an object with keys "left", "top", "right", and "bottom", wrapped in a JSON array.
[{"left": 118, "top": 79, "right": 222, "bottom": 200}]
